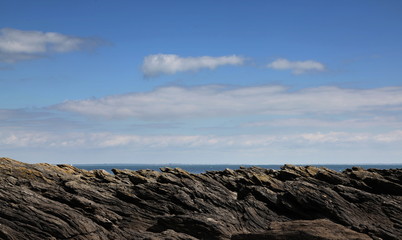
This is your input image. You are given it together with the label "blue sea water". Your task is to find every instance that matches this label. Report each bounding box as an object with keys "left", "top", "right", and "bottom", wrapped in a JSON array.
[{"left": 74, "top": 164, "right": 402, "bottom": 174}]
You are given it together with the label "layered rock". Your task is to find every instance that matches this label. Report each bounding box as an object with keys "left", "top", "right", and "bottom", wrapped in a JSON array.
[{"left": 0, "top": 158, "right": 401, "bottom": 240}]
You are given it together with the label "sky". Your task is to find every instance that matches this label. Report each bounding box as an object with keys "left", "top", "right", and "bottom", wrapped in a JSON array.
[{"left": 1, "top": 0, "right": 402, "bottom": 164}]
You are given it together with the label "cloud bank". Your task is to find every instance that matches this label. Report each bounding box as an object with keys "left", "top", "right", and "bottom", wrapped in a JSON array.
[
  {"left": 141, "top": 54, "right": 245, "bottom": 77},
  {"left": 55, "top": 85, "right": 402, "bottom": 120},
  {"left": 268, "top": 58, "right": 325, "bottom": 74},
  {"left": 0, "top": 28, "right": 102, "bottom": 63},
  {"left": 2, "top": 130, "right": 402, "bottom": 149}
]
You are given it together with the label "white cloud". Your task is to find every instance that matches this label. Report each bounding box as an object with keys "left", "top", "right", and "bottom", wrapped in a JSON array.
[
  {"left": 267, "top": 58, "right": 325, "bottom": 74},
  {"left": 2, "top": 130, "right": 402, "bottom": 149},
  {"left": 55, "top": 85, "right": 402, "bottom": 120},
  {"left": 141, "top": 54, "right": 245, "bottom": 77},
  {"left": 300, "top": 132, "right": 369, "bottom": 143},
  {"left": 243, "top": 117, "right": 402, "bottom": 129},
  {"left": 0, "top": 28, "right": 102, "bottom": 63},
  {"left": 373, "top": 130, "right": 402, "bottom": 143}
]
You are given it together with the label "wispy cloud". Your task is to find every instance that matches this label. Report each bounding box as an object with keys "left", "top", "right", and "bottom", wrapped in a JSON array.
[
  {"left": 267, "top": 58, "right": 325, "bottom": 74},
  {"left": 2, "top": 130, "right": 402, "bottom": 149},
  {"left": 141, "top": 54, "right": 245, "bottom": 77},
  {"left": 0, "top": 108, "right": 88, "bottom": 131},
  {"left": 0, "top": 28, "right": 104, "bottom": 63},
  {"left": 55, "top": 85, "right": 402, "bottom": 120},
  {"left": 243, "top": 117, "right": 402, "bottom": 129}
]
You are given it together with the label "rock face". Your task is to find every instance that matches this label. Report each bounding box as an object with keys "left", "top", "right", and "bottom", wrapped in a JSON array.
[{"left": 0, "top": 158, "right": 401, "bottom": 240}]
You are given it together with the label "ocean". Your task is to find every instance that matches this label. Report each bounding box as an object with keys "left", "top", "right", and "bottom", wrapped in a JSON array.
[{"left": 74, "top": 164, "right": 402, "bottom": 174}]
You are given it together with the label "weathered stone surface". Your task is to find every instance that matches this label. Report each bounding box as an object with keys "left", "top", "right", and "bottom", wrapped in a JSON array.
[
  {"left": 0, "top": 157, "right": 401, "bottom": 240},
  {"left": 231, "top": 219, "right": 373, "bottom": 240}
]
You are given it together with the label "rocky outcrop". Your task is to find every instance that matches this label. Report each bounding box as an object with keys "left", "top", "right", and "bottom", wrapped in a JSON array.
[{"left": 0, "top": 158, "right": 401, "bottom": 240}]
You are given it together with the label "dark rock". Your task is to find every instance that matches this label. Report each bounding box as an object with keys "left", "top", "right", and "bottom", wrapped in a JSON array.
[
  {"left": 148, "top": 215, "right": 230, "bottom": 240},
  {"left": 0, "top": 157, "right": 401, "bottom": 240},
  {"left": 231, "top": 219, "right": 372, "bottom": 240}
]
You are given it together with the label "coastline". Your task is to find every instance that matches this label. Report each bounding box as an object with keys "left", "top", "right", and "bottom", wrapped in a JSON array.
[{"left": 1, "top": 157, "right": 401, "bottom": 240}]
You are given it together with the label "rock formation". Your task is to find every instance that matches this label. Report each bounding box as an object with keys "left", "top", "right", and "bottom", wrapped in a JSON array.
[{"left": 0, "top": 157, "right": 401, "bottom": 240}]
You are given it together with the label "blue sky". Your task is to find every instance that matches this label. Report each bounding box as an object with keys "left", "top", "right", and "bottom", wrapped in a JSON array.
[{"left": 1, "top": 0, "right": 402, "bottom": 164}]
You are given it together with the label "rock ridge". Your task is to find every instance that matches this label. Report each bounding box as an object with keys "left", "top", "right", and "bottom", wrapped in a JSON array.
[{"left": 0, "top": 158, "right": 401, "bottom": 240}]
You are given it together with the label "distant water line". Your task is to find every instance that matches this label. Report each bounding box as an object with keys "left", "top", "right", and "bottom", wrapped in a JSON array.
[{"left": 73, "top": 164, "right": 402, "bottom": 174}]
